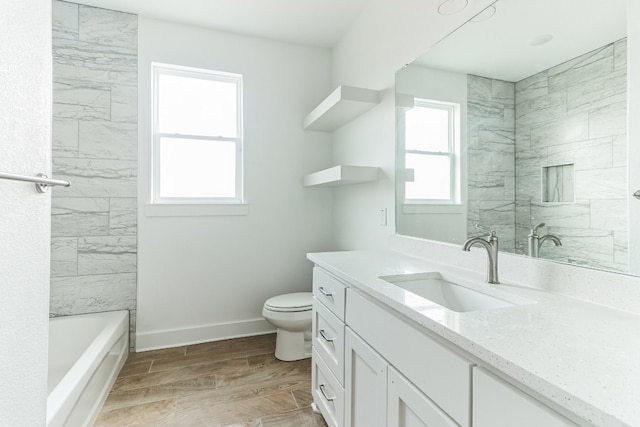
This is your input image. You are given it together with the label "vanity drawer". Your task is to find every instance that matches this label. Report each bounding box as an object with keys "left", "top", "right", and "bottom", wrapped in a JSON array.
[
  {"left": 346, "top": 289, "right": 473, "bottom": 427},
  {"left": 313, "top": 297, "right": 345, "bottom": 384},
  {"left": 313, "top": 267, "right": 347, "bottom": 321},
  {"left": 312, "top": 348, "right": 344, "bottom": 427}
]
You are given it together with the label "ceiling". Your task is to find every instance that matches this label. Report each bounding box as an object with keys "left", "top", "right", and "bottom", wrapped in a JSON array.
[
  {"left": 72, "top": 0, "right": 373, "bottom": 48},
  {"left": 416, "top": 0, "right": 627, "bottom": 82}
]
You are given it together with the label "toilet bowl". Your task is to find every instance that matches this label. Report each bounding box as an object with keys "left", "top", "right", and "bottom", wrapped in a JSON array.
[{"left": 262, "top": 292, "right": 313, "bottom": 361}]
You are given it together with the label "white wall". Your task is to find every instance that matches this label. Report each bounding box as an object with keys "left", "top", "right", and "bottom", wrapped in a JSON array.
[
  {"left": 137, "top": 17, "right": 334, "bottom": 350},
  {"left": 330, "top": 0, "right": 496, "bottom": 250},
  {"left": 0, "top": 0, "right": 51, "bottom": 423},
  {"left": 331, "top": 91, "right": 396, "bottom": 249}
]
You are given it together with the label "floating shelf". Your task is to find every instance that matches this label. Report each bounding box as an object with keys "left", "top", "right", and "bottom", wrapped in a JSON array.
[
  {"left": 303, "top": 85, "right": 380, "bottom": 131},
  {"left": 303, "top": 165, "right": 381, "bottom": 187}
]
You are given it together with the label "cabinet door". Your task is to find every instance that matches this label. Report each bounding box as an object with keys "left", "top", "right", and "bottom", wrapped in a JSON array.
[
  {"left": 473, "top": 367, "right": 577, "bottom": 427},
  {"left": 388, "top": 367, "right": 459, "bottom": 427},
  {"left": 344, "top": 328, "right": 387, "bottom": 427}
]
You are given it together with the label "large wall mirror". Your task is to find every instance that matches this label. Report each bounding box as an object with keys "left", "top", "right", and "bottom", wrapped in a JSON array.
[{"left": 396, "top": 0, "right": 632, "bottom": 273}]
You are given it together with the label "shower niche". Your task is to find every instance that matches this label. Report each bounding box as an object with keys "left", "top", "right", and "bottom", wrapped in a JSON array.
[{"left": 542, "top": 163, "right": 575, "bottom": 203}]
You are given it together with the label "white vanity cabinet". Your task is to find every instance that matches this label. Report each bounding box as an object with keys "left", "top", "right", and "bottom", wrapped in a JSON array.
[
  {"left": 306, "top": 248, "right": 627, "bottom": 427},
  {"left": 312, "top": 267, "right": 472, "bottom": 427},
  {"left": 312, "top": 267, "right": 347, "bottom": 427},
  {"left": 473, "top": 367, "right": 578, "bottom": 427},
  {"left": 311, "top": 265, "right": 580, "bottom": 427}
]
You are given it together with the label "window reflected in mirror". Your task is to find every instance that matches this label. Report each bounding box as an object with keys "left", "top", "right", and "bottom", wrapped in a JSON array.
[{"left": 403, "top": 100, "right": 461, "bottom": 203}]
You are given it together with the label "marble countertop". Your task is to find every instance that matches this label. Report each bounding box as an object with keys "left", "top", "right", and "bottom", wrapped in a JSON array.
[{"left": 307, "top": 249, "right": 640, "bottom": 427}]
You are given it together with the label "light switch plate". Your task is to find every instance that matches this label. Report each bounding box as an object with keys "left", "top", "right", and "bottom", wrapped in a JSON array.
[{"left": 380, "top": 208, "right": 387, "bottom": 226}]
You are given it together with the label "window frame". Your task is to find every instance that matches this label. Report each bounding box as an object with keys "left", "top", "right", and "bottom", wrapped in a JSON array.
[
  {"left": 402, "top": 99, "right": 460, "bottom": 205},
  {"left": 151, "top": 62, "right": 244, "bottom": 205}
]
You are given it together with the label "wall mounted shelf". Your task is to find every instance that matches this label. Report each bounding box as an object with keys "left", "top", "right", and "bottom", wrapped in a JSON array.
[
  {"left": 303, "top": 165, "right": 381, "bottom": 187},
  {"left": 303, "top": 85, "right": 380, "bottom": 131}
]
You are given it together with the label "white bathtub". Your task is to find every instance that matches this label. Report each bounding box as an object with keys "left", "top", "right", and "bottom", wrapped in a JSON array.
[{"left": 47, "top": 311, "right": 129, "bottom": 427}]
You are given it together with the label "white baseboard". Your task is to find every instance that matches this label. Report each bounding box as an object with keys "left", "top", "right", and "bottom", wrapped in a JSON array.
[{"left": 135, "top": 318, "right": 275, "bottom": 352}]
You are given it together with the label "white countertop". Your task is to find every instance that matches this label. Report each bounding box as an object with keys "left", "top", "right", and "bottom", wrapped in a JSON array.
[{"left": 308, "top": 249, "right": 640, "bottom": 427}]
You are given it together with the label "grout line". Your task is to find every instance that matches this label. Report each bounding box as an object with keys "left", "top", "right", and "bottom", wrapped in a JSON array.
[{"left": 291, "top": 391, "right": 301, "bottom": 409}]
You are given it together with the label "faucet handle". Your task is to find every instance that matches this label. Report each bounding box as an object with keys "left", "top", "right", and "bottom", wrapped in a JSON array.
[
  {"left": 532, "top": 222, "right": 546, "bottom": 232},
  {"left": 529, "top": 222, "right": 546, "bottom": 237},
  {"left": 474, "top": 224, "right": 497, "bottom": 240}
]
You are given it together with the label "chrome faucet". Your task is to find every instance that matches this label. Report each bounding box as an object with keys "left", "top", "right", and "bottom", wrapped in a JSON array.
[
  {"left": 462, "top": 226, "right": 499, "bottom": 284},
  {"left": 527, "top": 223, "right": 562, "bottom": 258}
]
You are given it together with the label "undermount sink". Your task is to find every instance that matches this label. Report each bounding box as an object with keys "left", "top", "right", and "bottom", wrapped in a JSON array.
[{"left": 379, "top": 272, "right": 517, "bottom": 313}]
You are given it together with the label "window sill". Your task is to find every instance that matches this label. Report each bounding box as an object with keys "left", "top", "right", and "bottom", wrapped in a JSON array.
[
  {"left": 145, "top": 203, "right": 249, "bottom": 217},
  {"left": 402, "top": 203, "right": 465, "bottom": 214}
]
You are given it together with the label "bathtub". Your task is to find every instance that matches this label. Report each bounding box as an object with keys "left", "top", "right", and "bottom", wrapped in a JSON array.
[{"left": 47, "top": 311, "right": 129, "bottom": 427}]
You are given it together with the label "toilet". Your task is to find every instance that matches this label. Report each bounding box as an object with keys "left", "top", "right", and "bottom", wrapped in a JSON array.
[{"left": 262, "top": 292, "right": 313, "bottom": 361}]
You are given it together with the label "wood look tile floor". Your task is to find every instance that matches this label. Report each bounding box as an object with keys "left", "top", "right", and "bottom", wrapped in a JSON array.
[{"left": 95, "top": 334, "right": 328, "bottom": 427}]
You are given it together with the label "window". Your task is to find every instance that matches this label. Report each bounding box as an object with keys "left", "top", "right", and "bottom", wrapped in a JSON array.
[
  {"left": 403, "top": 99, "right": 460, "bottom": 204},
  {"left": 152, "top": 63, "right": 243, "bottom": 204}
]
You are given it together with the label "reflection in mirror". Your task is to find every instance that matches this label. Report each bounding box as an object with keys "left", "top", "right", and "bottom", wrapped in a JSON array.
[{"left": 396, "top": 0, "right": 629, "bottom": 273}]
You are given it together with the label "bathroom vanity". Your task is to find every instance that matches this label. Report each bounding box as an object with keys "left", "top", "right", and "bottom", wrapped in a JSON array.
[{"left": 308, "top": 248, "right": 640, "bottom": 427}]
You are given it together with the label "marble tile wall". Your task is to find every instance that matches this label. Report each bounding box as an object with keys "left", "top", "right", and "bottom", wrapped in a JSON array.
[
  {"left": 515, "top": 39, "right": 627, "bottom": 272},
  {"left": 50, "top": 1, "right": 138, "bottom": 348},
  {"left": 466, "top": 75, "right": 516, "bottom": 252}
]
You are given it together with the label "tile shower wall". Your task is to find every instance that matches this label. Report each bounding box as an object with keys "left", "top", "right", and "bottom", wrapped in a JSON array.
[
  {"left": 49, "top": 1, "right": 138, "bottom": 347},
  {"left": 515, "top": 39, "right": 627, "bottom": 271},
  {"left": 466, "top": 75, "right": 516, "bottom": 252}
]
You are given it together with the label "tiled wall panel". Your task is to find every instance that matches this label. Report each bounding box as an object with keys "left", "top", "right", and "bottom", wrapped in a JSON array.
[
  {"left": 467, "top": 39, "right": 627, "bottom": 272},
  {"left": 515, "top": 39, "right": 627, "bottom": 272},
  {"left": 50, "top": 0, "right": 138, "bottom": 348},
  {"left": 466, "top": 75, "right": 516, "bottom": 252}
]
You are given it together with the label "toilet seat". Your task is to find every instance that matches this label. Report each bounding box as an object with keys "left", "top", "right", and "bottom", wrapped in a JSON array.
[{"left": 264, "top": 292, "right": 312, "bottom": 313}]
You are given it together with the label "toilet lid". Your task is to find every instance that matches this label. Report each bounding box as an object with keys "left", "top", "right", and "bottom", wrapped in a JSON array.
[{"left": 265, "top": 292, "right": 313, "bottom": 312}]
